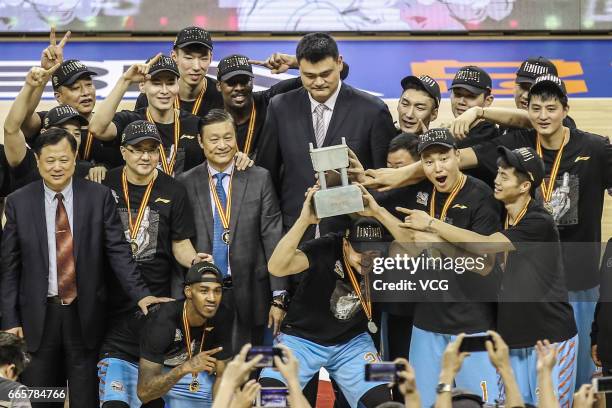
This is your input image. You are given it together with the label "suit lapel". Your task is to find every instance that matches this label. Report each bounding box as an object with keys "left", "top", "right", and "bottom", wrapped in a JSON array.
[
  {"left": 72, "top": 178, "right": 85, "bottom": 262},
  {"left": 194, "top": 165, "right": 214, "bottom": 243},
  {"left": 33, "top": 181, "right": 49, "bottom": 273},
  {"left": 298, "top": 89, "right": 317, "bottom": 146},
  {"left": 228, "top": 170, "right": 248, "bottom": 244},
  {"left": 324, "top": 83, "right": 350, "bottom": 147}
]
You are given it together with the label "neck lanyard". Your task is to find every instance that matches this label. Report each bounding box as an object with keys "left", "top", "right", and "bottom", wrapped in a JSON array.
[
  {"left": 536, "top": 129, "right": 568, "bottom": 203},
  {"left": 429, "top": 173, "right": 466, "bottom": 221},
  {"left": 146, "top": 108, "right": 180, "bottom": 175},
  {"left": 208, "top": 168, "right": 234, "bottom": 244},
  {"left": 342, "top": 244, "right": 377, "bottom": 334},
  {"left": 182, "top": 301, "right": 206, "bottom": 392},
  {"left": 503, "top": 197, "right": 531, "bottom": 267},
  {"left": 82, "top": 131, "right": 94, "bottom": 160},
  {"left": 175, "top": 79, "right": 207, "bottom": 115},
  {"left": 242, "top": 103, "right": 257, "bottom": 155},
  {"left": 121, "top": 167, "right": 156, "bottom": 255}
]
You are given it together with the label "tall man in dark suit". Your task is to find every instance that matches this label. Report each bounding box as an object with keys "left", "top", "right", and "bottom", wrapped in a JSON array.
[
  {"left": 178, "top": 109, "right": 288, "bottom": 350},
  {"left": 257, "top": 32, "right": 396, "bottom": 235},
  {"left": 1, "top": 128, "right": 168, "bottom": 408}
]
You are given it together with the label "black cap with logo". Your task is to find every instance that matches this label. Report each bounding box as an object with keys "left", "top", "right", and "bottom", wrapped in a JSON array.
[
  {"left": 185, "top": 261, "right": 224, "bottom": 285},
  {"left": 217, "top": 54, "right": 254, "bottom": 82},
  {"left": 52, "top": 60, "right": 97, "bottom": 90},
  {"left": 529, "top": 74, "right": 567, "bottom": 96},
  {"left": 43, "top": 105, "right": 88, "bottom": 129},
  {"left": 121, "top": 120, "right": 162, "bottom": 146},
  {"left": 497, "top": 146, "right": 545, "bottom": 188},
  {"left": 400, "top": 74, "right": 441, "bottom": 108},
  {"left": 516, "top": 57, "right": 558, "bottom": 84},
  {"left": 346, "top": 217, "right": 390, "bottom": 253},
  {"left": 174, "top": 26, "right": 213, "bottom": 51},
  {"left": 417, "top": 128, "right": 457, "bottom": 155},
  {"left": 450, "top": 66, "right": 492, "bottom": 95},
  {"left": 146, "top": 55, "right": 180, "bottom": 78}
]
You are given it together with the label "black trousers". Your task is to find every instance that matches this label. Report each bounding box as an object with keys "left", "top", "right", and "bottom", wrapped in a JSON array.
[{"left": 20, "top": 302, "right": 98, "bottom": 408}]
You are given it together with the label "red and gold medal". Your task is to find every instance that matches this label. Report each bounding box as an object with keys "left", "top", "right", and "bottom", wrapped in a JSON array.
[{"left": 121, "top": 168, "right": 156, "bottom": 255}]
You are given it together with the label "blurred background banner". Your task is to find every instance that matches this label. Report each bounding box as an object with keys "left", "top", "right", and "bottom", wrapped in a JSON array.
[
  {"left": 0, "top": 0, "right": 611, "bottom": 33},
  {"left": 0, "top": 38, "right": 610, "bottom": 99}
]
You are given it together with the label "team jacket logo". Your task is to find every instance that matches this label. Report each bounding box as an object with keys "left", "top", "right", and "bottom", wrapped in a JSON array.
[
  {"left": 452, "top": 204, "right": 467, "bottom": 209},
  {"left": 574, "top": 156, "right": 590, "bottom": 162},
  {"left": 416, "top": 191, "right": 429, "bottom": 206},
  {"left": 180, "top": 134, "right": 196, "bottom": 140},
  {"left": 155, "top": 197, "right": 171, "bottom": 204}
]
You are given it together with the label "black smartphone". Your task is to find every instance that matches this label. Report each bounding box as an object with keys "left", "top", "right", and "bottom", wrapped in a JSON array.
[
  {"left": 364, "top": 362, "right": 406, "bottom": 382},
  {"left": 256, "top": 387, "right": 289, "bottom": 407},
  {"left": 459, "top": 335, "right": 493, "bottom": 353},
  {"left": 246, "top": 346, "right": 283, "bottom": 368},
  {"left": 593, "top": 376, "right": 612, "bottom": 394}
]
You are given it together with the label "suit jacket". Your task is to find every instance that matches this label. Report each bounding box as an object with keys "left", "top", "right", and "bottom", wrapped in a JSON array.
[
  {"left": 178, "top": 163, "right": 286, "bottom": 326},
  {"left": 256, "top": 82, "right": 396, "bottom": 231},
  {"left": 1, "top": 178, "right": 150, "bottom": 352}
]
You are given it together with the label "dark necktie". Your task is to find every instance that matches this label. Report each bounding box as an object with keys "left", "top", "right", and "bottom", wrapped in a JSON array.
[{"left": 55, "top": 193, "right": 77, "bottom": 304}]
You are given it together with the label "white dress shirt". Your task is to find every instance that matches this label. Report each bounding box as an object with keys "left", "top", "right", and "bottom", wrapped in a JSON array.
[{"left": 308, "top": 80, "right": 342, "bottom": 146}]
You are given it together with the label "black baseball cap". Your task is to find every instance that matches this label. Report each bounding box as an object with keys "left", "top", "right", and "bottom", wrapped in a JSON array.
[
  {"left": 146, "top": 55, "right": 180, "bottom": 78},
  {"left": 217, "top": 54, "right": 254, "bottom": 82},
  {"left": 400, "top": 74, "right": 441, "bottom": 108},
  {"left": 52, "top": 60, "right": 97, "bottom": 90},
  {"left": 185, "top": 261, "right": 223, "bottom": 285},
  {"left": 417, "top": 128, "right": 457, "bottom": 155},
  {"left": 121, "top": 120, "right": 162, "bottom": 146},
  {"left": 174, "top": 26, "right": 213, "bottom": 51},
  {"left": 43, "top": 105, "right": 88, "bottom": 129},
  {"left": 529, "top": 74, "right": 567, "bottom": 96},
  {"left": 346, "top": 217, "right": 390, "bottom": 253},
  {"left": 497, "top": 146, "right": 545, "bottom": 188},
  {"left": 516, "top": 57, "right": 558, "bottom": 84},
  {"left": 450, "top": 66, "right": 492, "bottom": 95}
]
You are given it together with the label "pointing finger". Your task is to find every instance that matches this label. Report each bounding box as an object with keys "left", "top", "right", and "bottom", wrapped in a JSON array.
[{"left": 395, "top": 207, "right": 413, "bottom": 215}]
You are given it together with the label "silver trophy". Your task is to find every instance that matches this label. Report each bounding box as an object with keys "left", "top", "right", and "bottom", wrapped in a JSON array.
[{"left": 309, "top": 137, "right": 364, "bottom": 218}]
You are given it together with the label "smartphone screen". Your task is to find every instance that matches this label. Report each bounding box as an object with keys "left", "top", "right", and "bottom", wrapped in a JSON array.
[
  {"left": 246, "top": 346, "right": 283, "bottom": 368},
  {"left": 593, "top": 376, "right": 612, "bottom": 393},
  {"left": 364, "top": 362, "right": 405, "bottom": 382},
  {"left": 459, "top": 335, "right": 492, "bottom": 353},
  {"left": 257, "top": 387, "right": 289, "bottom": 407}
]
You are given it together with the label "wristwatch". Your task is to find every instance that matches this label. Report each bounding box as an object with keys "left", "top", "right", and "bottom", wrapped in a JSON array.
[
  {"left": 271, "top": 293, "right": 290, "bottom": 311},
  {"left": 436, "top": 383, "right": 452, "bottom": 394}
]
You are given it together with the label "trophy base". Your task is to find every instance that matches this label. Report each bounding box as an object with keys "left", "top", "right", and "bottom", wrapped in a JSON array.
[{"left": 314, "top": 185, "right": 364, "bottom": 218}]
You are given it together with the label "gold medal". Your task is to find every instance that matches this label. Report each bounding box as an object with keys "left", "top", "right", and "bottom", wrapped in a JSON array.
[
  {"left": 221, "top": 230, "right": 230, "bottom": 245},
  {"left": 189, "top": 378, "right": 200, "bottom": 393},
  {"left": 536, "top": 129, "right": 568, "bottom": 212},
  {"left": 544, "top": 201, "right": 554, "bottom": 215},
  {"left": 368, "top": 320, "right": 378, "bottom": 334},
  {"left": 182, "top": 302, "right": 206, "bottom": 394},
  {"left": 343, "top": 246, "right": 374, "bottom": 330},
  {"left": 122, "top": 169, "right": 156, "bottom": 255},
  {"left": 146, "top": 108, "right": 180, "bottom": 175}
]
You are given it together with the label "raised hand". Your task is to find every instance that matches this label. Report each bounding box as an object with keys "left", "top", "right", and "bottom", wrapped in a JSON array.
[
  {"left": 122, "top": 53, "right": 162, "bottom": 83},
  {"left": 185, "top": 347, "right": 223, "bottom": 374},
  {"left": 249, "top": 53, "right": 298, "bottom": 74},
  {"left": 41, "top": 27, "right": 71, "bottom": 70},
  {"left": 25, "top": 64, "right": 61, "bottom": 88}
]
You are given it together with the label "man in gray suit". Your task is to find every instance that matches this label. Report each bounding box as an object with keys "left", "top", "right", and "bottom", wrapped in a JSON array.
[{"left": 178, "top": 109, "right": 288, "bottom": 349}]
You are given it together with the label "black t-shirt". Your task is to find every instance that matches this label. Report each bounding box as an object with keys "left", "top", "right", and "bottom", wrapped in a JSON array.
[
  {"left": 412, "top": 176, "right": 502, "bottom": 334},
  {"left": 473, "top": 128, "right": 612, "bottom": 290},
  {"left": 499, "top": 200, "right": 577, "bottom": 348},
  {"left": 281, "top": 233, "right": 369, "bottom": 345},
  {"left": 0, "top": 145, "right": 12, "bottom": 197},
  {"left": 457, "top": 121, "right": 499, "bottom": 188},
  {"left": 134, "top": 77, "right": 224, "bottom": 120},
  {"left": 236, "top": 78, "right": 302, "bottom": 159},
  {"left": 593, "top": 238, "right": 612, "bottom": 365},
  {"left": 36, "top": 111, "right": 124, "bottom": 169},
  {"left": 103, "top": 167, "right": 195, "bottom": 314},
  {"left": 499, "top": 115, "right": 577, "bottom": 136},
  {"left": 112, "top": 108, "right": 203, "bottom": 177},
  {"left": 9, "top": 149, "right": 91, "bottom": 192},
  {"left": 101, "top": 300, "right": 233, "bottom": 364},
  {"left": 140, "top": 300, "right": 234, "bottom": 366}
]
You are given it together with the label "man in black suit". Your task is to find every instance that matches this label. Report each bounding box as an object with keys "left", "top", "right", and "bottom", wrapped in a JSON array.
[
  {"left": 1, "top": 128, "right": 169, "bottom": 408},
  {"left": 257, "top": 32, "right": 396, "bottom": 236}
]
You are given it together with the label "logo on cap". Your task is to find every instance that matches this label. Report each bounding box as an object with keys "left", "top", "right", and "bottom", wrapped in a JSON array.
[
  {"left": 534, "top": 74, "right": 563, "bottom": 87},
  {"left": 515, "top": 147, "right": 535, "bottom": 162},
  {"left": 521, "top": 62, "right": 551, "bottom": 76},
  {"left": 354, "top": 225, "right": 382, "bottom": 240},
  {"left": 419, "top": 75, "right": 437, "bottom": 87},
  {"left": 455, "top": 68, "right": 482, "bottom": 83}
]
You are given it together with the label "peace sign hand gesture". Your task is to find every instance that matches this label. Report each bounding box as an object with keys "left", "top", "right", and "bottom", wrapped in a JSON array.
[
  {"left": 122, "top": 53, "right": 162, "bottom": 83},
  {"left": 41, "top": 27, "right": 71, "bottom": 70},
  {"left": 25, "top": 63, "right": 61, "bottom": 88}
]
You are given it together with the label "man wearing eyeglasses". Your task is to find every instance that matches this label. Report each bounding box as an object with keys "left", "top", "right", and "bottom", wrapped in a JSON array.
[{"left": 98, "top": 120, "right": 210, "bottom": 408}]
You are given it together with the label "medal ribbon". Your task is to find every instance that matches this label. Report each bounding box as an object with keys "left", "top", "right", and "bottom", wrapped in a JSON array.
[
  {"left": 207, "top": 170, "right": 233, "bottom": 232},
  {"left": 429, "top": 173, "right": 467, "bottom": 221},
  {"left": 242, "top": 103, "right": 257, "bottom": 155},
  {"left": 121, "top": 168, "right": 156, "bottom": 242},
  {"left": 342, "top": 245, "right": 373, "bottom": 323},
  {"left": 536, "top": 130, "right": 568, "bottom": 202},
  {"left": 82, "top": 131, "right": 94, "bottom": 161},
  {"left": 503, "top": 197, "right": 531, "bottom": 267},
  {"left": 182, "top": 302, "right": 206, "bottom": 385},
  {"left": 146, "top": 109, "right": 180, "bottom": 175},
  {"left": 175, "top": 79, "right": 207, "bottom": 115}
]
